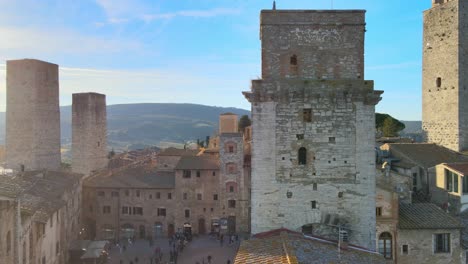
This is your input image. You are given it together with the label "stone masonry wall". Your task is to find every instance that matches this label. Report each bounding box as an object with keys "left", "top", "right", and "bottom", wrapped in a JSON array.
[
  {"left": 6, "top": 59, "right": 61, "bottom": 171},
  {"left": 397, "top": 228, "right": 462, "bottom": 264},
  {"left": 261, "top": 10, "right": 365, "bottom": 80},
  {"left": 246, "top": 10, "right": 381, "bottom": 250},
  {"left": 72, "top": 93, "right": 107, "bottom": 176},
  {"left": 422, "top": 1, "right": 461, "bottom": 151},
  {"left": 219, "top": 134, "right": 249, "bottom": 233}
]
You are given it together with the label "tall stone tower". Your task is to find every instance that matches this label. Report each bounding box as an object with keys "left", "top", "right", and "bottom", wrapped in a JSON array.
[
  {"left": 72, "top": 93, "right": 107, "bottom": 175},
  {"left": 6, "top": 59, "right": 61, "bottom": 171},
  {"left": 422, "top": 0, "right": 468, "bottom": 152},
  {"left": 243, "top": 9, "right": 382, "bottom": 249}
]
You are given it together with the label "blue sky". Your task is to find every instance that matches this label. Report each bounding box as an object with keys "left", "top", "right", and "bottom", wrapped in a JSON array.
[{"left": 0, "top": 0, "right": 431, "bottom": 120}]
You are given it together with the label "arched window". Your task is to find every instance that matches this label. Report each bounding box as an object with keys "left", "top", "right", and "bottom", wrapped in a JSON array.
[
  {"left": 290, "top": 55, "right": 298, "bottom": 66},
  {"left": 378, "top": 232, "right": 393, "bottom": 259},
  {"left": 298, "top": 147, "right": 307, "bottom": 165}
]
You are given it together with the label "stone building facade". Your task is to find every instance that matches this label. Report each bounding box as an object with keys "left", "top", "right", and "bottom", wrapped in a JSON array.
[
  {"left": 243, "top": 9, "right": 382, "bottom": 249},
  {"left": 422, "top": 0, "right": 468, "bottom": 152},
  {"left": 72, "top": 93, "right": 108, "bottom": 176},
  {"left": 5, "top": 59, "right": 61, "bottom": 171},
  {"left": 82, "top": 113, "right": 252, "bottom": 240},
  {"left": 0, "top": 171, "right": 84, "bottom": 264}
]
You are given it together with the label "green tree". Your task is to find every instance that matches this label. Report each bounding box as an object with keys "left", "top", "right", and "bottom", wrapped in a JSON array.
[
  {"left": 239, "top": 115, "right": 252, "bottom": 132},
  {"left": 382, "top": 117, "right": 399, "bottom": 137},
  {"left": 375, "top": 113, "right": 405, "bottom": 136}
]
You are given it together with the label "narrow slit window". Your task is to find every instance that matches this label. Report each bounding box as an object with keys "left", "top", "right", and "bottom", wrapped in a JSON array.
[
  {"left": 298, "top": 147, "right": 307, "bottom": 165},
  {"left": 436, "top": 77, "right": 442, "bottom": 88}
]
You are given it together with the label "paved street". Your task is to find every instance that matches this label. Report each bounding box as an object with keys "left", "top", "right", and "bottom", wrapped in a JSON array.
[{"left": 107, "top": 235, "right": 239, "bottom": 264}]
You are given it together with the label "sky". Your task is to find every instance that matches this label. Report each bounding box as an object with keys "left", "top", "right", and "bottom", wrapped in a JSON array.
[{"left": 0, "top": 0, "right": 431, "bottom": 120}]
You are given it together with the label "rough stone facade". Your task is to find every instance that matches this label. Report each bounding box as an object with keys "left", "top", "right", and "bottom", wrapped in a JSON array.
[
  {"left": 397, "top": 228, "right": 462, "bottom": 264},
  {"left": 244, "top": 10, "right": 382, "bottom": 250},
  {"left": 0, "top": 171, "right": 84, "bottom": 264},
  {"left": 5, "top": 59, "right": 61, "bottom": 171},
  {"left": 422, "top": 0, "right": 468, "bottom": 152},
  {"left": 219, "top": 132, "right": 250, "bottom": 233},
  {"left": 72, "top": 93, "right": 108, "bottom": 176}
]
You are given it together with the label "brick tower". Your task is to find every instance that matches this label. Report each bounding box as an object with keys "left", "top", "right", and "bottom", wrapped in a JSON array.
[
  {"left": 72, "top": 93, "right": 107, "bottom": 175},
  {"left": 422, "top": 0, "right": 468, "bottom": 152},
  {"left": 6, "top": 59, "right": 61, "bottom": 171},
  {"left": 243, "top": 9, "right": 382, "bottom": 249}
]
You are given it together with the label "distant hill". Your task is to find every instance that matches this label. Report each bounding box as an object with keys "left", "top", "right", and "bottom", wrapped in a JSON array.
[
  {"left": 400, "top": 121, "right": 422, "bottom": 134},
  {"left": 0, "top": 103, "right": 250, "bottom": 152}
]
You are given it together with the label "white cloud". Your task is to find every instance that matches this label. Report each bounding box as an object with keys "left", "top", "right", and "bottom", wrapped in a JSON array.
[
  {"left": 0, "top": 26, "right": 142, "bottom": 56},
  {"left": 141, "top": 8, "right": 241, "bottom": 22}
]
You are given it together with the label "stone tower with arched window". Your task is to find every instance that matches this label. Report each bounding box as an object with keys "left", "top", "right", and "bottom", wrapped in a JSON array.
[
  {"left": 422, "top": 0, "right": 468, "bottom": 152},
  {"left": 243, "top": 9, "right": 382, "bottom": 250}
]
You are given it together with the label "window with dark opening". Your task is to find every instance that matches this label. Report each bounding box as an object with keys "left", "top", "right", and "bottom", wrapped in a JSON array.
[
  {"left": 185, "top": 209, "right": 190, "bottom": 218},
  {"left": 313, "top": 183, "right": 317, "bottom": 190},
  {"left": 183, "top": 170, "right": 191, "bottom": 178},
  {"left": 196, "top": 171, "right": 201, "bottom": 177},
  {"left": 376, "top": 207, "right": 382, "bottom": 217},
  {"left": 437, "top": 77, "right": 442, "bottom": 88},
  {"left": 402, "top": 245, "right": 409, "bottom": 255},
  {"left": 298, "top": 147, "right": 307, "bottom": 165},
  {"left": 228, "top": 200, "right": 236, "bottom": 208},
  {"left": 434, "top": 233, "right": 450, "bottom": 253},
  {"left": 229, "top": 186, "right": 234, "bottom": 192},
  {"left": 303, "top": 109, "right": 312, "bottom": 122},
  {"left": 290, "top": 55, "right": 297, "bottom": 65},
  {"left": 329, "top": 137, "right": 335, "bottom": 143},
  {"left": 311, "top": 201, "right": 317, "bottom": 209},
  {"left": 296, "top": 134, "right": 304, "bottom": 140},
  {"left": 197, "top": 193, "right": 202, "bottom": 200}
]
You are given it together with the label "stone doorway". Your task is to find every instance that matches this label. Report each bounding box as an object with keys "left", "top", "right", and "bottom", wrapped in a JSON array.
[
  {"left": 198, "top": 218, "right": 206, "bottom": 234},
  {"left": 168, "top": 223, "right": 175, "bottom": 237}
]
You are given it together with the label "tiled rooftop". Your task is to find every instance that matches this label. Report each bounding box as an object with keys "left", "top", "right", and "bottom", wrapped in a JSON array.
[
  {"left": 234, "top": 229, "right": 384, "bottom": 264},
  {"left": 85, "top": 162, "right": 175, "bottom": 189},
  {"left": 158, "top": 147, "right": 199, "bottom": 157},
  {"left": 0, "top": 170, "right": 83, "bottom": 222},
  {"left": 384, "top": 143, "right": 468, "bottom": 169},
  {"left": 174, "top": 156, "right": 219, "bottom": 170},
  {"left": 399, "top": 203, "right": 462, "bottom": 229}
]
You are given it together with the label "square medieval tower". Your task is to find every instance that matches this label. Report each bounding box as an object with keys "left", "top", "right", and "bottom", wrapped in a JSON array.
[
  {"left": 422, "top": 0, "right": 468, "bottom": 152},
  {"left": 243, "top": 9, "right": 382, "bottom": 249}
]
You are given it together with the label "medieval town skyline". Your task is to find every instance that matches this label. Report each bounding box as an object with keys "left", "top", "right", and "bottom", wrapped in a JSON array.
[{"left": 0, "top": 0, "right": 429, "bottom": 121}]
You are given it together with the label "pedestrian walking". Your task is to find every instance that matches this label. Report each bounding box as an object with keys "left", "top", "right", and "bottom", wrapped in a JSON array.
[{"left": 207, "top": 255, "right": 212, "bottom": 264}]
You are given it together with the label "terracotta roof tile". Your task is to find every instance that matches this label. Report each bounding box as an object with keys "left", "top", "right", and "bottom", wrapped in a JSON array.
[{"left": 399, "top": 203, "right": 463, "bottom": 229}]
